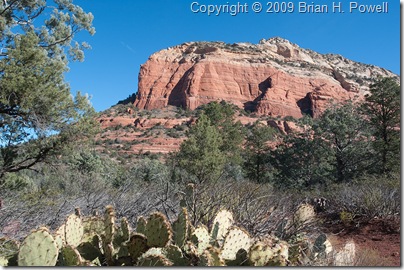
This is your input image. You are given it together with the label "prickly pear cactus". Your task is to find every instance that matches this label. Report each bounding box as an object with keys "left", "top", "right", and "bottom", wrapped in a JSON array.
[
  {"left": 183, "top": 241, "right": 198, "bottom": 257},
  {"left": 294, "top": 203, "right": 315, "bottom": 225},
  {"left": 76, "top": 240, "right": 103, "bottom": 263},
  {"left": 18, "top": 228, "right": 59, "bottom": 266},
  {"left": 136, "top": 216, "right": 147, "bottom": 235},
  {"left": 142, "top": 247, "right": 164, "bottom": 257},
  {"left": 0, "top": 237, "right": 19, "bottom": 258},
  {"left": 120, "top": 217, "right": 131, "bottom": 242},
  {"left": 205, "top": 246, "right": 225, "bottom": 266},
  {"left": 248, "top": 242, "right": 276, "bottom": 266},
  {"left": 65, "top": 214, "right": 84, "bottom": 247},
  {"left": 221, "top": 227, "right": 252, "bottom": 261},
  {"left": 128, "top": 233, "right": 149, "bottom": 263},
  {"left": 82, "top": 216, "right": 104, "bottom": 237},
  {"left": 165, "top": 244, "right": 188, "bottom": 266},
  {"left": 190, "top": 225, "right": 210, "bottom": 255},
  {"left": 144, "top": 212, "right": 172, "bottom": 248},
  {"left": 0, "top": 257, "right": 8, "bottom": 266},
  {"left": 198, "top": 249, "right": 212, "bottom": 266},
  {"left": 60, "top": 245, "right": 83, "bottom": 266},
  {"left": 270, "top": 241, "right": 289, "bottom": 266},
  {"left": 0, "top": 237, "right": 19, "bottom": 266},
  {"left": 104, "top": 205, "right": 116, "bottom": 244},
  {"left": 137, "top": 254, "right": 173, "bottom": 266},
  {"left": 211, "top": 209, "right": 234, "bottom": 242},
  {"left": 114, "top": 217, "right": 131, "bottom": 253},
  {"left": 54, "top": 226, "right": 65, "bottom": 251},
  {"left": 172, "top": 207, "right": 189, "bottom": 248},
  {"left": 226, "top": 248, "right": 249, "bottom": 266}
]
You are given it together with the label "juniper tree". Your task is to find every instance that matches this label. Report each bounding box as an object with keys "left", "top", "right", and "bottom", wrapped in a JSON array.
[
  {"left": 199, "top": 101, "right": 245, "bottom": 165},
  {"left": 176, "top": 113, "right": 225, "bottom": 184},
  {"left": 244, "top": 121, "right": 277, "bottom": 183},
  {"left": 313, "top": 102, "right": 374, "bottom": 183}
]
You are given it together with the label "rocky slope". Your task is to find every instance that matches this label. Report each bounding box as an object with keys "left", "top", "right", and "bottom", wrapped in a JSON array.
[
  {"left": 96, "top": 105, "right": 296, "bottom": 156},
  {"left": 134, "top": 37, "right": 397, "bottom": 118}
]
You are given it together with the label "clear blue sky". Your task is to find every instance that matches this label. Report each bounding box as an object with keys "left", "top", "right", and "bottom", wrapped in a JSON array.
[{"left": 65, "top": 0, "right": 400, "bottom": 112}]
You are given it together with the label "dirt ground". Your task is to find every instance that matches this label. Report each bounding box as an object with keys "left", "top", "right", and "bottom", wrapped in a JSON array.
[{"left": 323, "top": 217, "right": 400, "bottom": 266}]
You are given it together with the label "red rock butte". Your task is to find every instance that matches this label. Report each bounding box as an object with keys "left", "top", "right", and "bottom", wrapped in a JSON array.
[{"left": 134, "top": 37, "right": 397, "bottom": 118}]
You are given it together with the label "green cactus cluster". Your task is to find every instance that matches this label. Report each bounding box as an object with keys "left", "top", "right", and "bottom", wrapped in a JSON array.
[{"left": 0, "top": 200, "right": 333, "bottom": 266}]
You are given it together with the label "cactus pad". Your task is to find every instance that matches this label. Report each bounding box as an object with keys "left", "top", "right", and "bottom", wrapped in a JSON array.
[
  {"left": 172, "top": 207, "right": 189, "bottom": 248},
  {"left": 199, "top": 247, "right": 224, "bottom": 266},
  {"left": 211, "top": 209, "right": 234, "bottom": 241},
  {"left": 0, "top": 237, "right": 19, "bottom": 258},
  {"left": 221, "top": 226, "right": 252, "bottom": 260},
  {"left": 54, "top": 224, "right": 66, "bottom": 248},
  {"left": 82, "top": 216, "right": 104, "bottom": 236},
  {"left": 198, "top": 250, "right": 213, "bottom": 266},
  {"left": 18, "top": 228, "right": 59, "bottom": 266},
  {"left": 128, "top": 233, "right": 149, "bottom": 263},
  {"left": 191, "top": 225, "right": 210, "bottom": 255},
  {"left": 104, "top": 205, "right": 116, "bottom": 244},
  {"left": 61, "top": 245, "right": 82, "bottom": 266},
  {"left": 65, "top": 214, "right": 84, "bottom": 247},
  {"left": 165, "top": 244, "right": 188, "bottom": 266},
  {"left": 0, "top": 257, "right": 8, "bottom": 266},
  {"left": 294, "top": 203, "right": 315, "bottom": 225},
  {"left": 76, "top": 241, "right": 103, "bottom": 262},
  {"left": 136, "top": 216, "right": 147, "bottom": 235},
  {"left": 226, "top": 248, "right": 249, "bottom": 266},
  {"left": 183, "top": 241, "right": 198, "bottom": 256},
  {"left": 120, "top": 217, "right": 131, "bottom": 242},
  {"left": 144, "top": 212, "right": 172, "bottom": 248},
  {"left": 205, "top": 246, "right": 225, "bottom": 266},
  {"left": 248, "top": 242, "right": 276, "bottom": 266},
  {"left": 142, "top": 247, "right": 164, "bottom": 257},
  {"left": 137, "top": 254, "right": 173, "bottom": 266}
]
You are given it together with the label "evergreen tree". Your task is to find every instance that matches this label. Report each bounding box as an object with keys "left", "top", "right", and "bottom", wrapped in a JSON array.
[
  {"left": 199, "top": 101, "right": 245, "bottom": 165},
  {"left": 313, "top": 102, "right": 374, "bottom": 183},
  {"left": 244, "top": 122, "right": 277, "bottom": 183},
  {"left": 361, "top": 77, "right": 400, "bottom": 173},
  {"left": 273, "top": 102, "right": 374, "bottom": 189},
  {"left": 272, "top": 116, "right": 332, "bottom": 190},
  {"left": 176, "top": 113, "right": 225, "bottom": 184},
  {"left": 0, "top": 0, "right": 96, "bottom": 180}
]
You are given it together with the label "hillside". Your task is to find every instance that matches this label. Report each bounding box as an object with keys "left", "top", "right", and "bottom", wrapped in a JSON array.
[{"left": 97, "top": 38, "right": 399, "bottom": 157}]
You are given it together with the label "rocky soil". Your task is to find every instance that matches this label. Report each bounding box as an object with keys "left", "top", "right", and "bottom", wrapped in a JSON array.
[{"left": 324, "top": 217, "right": 400, "bottom": 266}]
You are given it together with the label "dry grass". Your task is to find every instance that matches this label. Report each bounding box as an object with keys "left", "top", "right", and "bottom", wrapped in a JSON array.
[{"left": 353, "top": 248, "right": 393, "bottom": 266}]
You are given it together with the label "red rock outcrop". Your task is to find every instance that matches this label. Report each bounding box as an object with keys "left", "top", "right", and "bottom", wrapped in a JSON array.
[{"left": 134, "top": 38, "right": 397, "bottom": 118}]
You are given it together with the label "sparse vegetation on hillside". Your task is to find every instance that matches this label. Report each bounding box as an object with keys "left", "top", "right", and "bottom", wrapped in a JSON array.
[
  {"left": 1, "top": 85, "right": 400, "bottom": 266},
  {"left": 0, "top": 2, "right": 399, "bottom": 264}
]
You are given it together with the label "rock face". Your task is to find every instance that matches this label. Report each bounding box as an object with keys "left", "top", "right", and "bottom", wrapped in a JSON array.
[{"left": 134, "top": 37, "right": 397, "bottom": 118}]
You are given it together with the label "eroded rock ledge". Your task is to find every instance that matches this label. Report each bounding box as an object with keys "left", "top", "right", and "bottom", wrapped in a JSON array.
[{"left": 134, "top": 37, "right": 397, "bottom": 118}]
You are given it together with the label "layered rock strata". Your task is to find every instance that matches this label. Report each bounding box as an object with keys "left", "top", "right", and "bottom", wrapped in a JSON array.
[{"left": 134, "top": 37, "right": 397, "bottom": 118}]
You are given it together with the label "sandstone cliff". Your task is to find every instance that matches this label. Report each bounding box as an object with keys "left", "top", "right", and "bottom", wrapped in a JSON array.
[{"left": 134, "top": 37, "right": 397, "bottom": 118}]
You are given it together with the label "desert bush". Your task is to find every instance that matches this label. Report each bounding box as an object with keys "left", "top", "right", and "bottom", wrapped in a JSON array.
[{"left": 325, "top": 173, "right": 400, "bottom": 220}]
